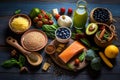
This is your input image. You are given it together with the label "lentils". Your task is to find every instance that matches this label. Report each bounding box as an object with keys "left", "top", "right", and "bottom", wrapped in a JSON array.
[
  {"left": 93, "top": 8, "right": 110, "bottom": 23},
  {"left": 56, "top": 27, "right": 70, "bottom": 39}
]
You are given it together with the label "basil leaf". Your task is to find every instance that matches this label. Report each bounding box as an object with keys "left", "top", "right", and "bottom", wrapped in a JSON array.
[
  {"left": 1, "top": 58, "right": 18, "bottom": 68},
  {"left": 18, "top": 55, "right": 26, "bottom": 67}
]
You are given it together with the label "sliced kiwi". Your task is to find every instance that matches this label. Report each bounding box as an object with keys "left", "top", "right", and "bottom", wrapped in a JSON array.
[{"left": 86, "top": 23, "right": 98, "bottom": 35}]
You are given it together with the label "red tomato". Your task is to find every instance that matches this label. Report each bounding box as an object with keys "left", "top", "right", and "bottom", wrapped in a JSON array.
[
  {"left": 68, "top": 8, "right": 73, "bottom": 14},
  {"left": 60, "top": 7, "right": 66, "bottom": 14}
]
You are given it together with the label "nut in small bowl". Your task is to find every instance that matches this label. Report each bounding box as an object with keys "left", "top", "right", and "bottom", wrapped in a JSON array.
[
  {"left": 9, "top": 14, "right": 31, "bottom": 34},
  {"left": 45, "top": 44, "right": 56, "bottom": 55},
  {"left": 55, "top": 27, "right": 71, "bottom": 43}
]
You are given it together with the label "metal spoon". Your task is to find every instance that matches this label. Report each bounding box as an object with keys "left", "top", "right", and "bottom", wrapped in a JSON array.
[{"left": 6, "top": 36, "right": 43, "bottom": 66}]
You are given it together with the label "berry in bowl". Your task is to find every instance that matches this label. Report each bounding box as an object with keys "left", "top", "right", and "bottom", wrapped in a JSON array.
[
  {"left": 55, "top": 27, "right": 71, "bottom": 43},
  {"left": 90, "top": 7, "right": 113, "bottom": 25}
]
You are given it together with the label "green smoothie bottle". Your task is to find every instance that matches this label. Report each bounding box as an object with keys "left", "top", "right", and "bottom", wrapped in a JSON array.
[{"left": 73, "top": 0, "right": 88, "bottom": 29}]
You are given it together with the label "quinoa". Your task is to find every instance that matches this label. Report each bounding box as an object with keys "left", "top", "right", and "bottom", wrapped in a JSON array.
[
  {"left": 22, "top": 31, "right": 46, "bottom": 51},
  {"left": 11, "top": 16, "right": 29, "bottom": 31}
]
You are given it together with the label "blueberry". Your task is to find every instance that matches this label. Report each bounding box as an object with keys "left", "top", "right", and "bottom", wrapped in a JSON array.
[{"left": 93, "top": 8, "right": 110, "bottom": 23}]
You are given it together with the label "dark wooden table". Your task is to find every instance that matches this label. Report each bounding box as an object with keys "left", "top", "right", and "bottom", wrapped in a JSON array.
[{"left": 0, "top": 0, "right": 120, "bottom": 80}]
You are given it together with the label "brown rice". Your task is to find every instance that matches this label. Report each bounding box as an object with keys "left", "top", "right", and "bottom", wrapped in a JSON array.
[{"left": 22, "top": 31, "right": 46, "bottom": 51}]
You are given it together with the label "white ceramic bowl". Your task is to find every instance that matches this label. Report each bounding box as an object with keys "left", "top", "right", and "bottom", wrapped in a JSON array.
[{"left": 55, "top": 27, "right": 71, "bottom": 43}]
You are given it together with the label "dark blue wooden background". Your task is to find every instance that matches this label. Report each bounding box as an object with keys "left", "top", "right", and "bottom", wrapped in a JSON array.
[{"left": 0, "top": 0, "right": 120, "bottom": 80}]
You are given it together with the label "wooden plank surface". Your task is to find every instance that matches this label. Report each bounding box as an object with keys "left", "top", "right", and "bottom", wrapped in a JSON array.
[
  {"left": 1, "top": 0, "right": 120, "bottom": 4},
  {"left": 0, "top": 0, "right": 120, "bottom": 80}
]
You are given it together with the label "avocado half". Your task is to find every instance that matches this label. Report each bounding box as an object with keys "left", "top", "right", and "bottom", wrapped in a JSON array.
[{"left": 86, "top": 23, "right": 98, "bottom": 35}]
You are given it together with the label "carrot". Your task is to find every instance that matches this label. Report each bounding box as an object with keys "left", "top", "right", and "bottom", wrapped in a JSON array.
[
  {"left": 99, "top": 51, "right": 113, "bottom": 68},
  {"left": 99, "top": 28, "right": 106, "bottom": 39}
]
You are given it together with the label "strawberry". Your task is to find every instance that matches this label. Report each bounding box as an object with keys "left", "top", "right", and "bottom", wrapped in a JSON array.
[
  {"left": 68, "top": 8, "right": 73, "bottom": 14},
  {"left": 60, "top": 7, "right": 66, "bottom": 14},
  {"left": 55, "top": 14, "right": 60, "bottom": 20}
]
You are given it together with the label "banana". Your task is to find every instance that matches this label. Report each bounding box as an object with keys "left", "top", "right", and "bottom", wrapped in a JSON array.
[{"left": 99, "top": 51, "right": 113, "bottom": 68}]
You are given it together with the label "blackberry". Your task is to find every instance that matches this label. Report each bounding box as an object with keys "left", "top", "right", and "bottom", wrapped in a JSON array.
[{"left": 93, "top": 8, "right": 110, "bottom": 23}]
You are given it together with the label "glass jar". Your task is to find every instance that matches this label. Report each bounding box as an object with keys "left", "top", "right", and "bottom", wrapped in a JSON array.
[{"left": 73, "top": 0, "right": 88, "bottom": 29}]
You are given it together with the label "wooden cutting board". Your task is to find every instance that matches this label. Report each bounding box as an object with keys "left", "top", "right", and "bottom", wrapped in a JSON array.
[{"left": 49, "top": 39, "right": 88, "bottom": 71}]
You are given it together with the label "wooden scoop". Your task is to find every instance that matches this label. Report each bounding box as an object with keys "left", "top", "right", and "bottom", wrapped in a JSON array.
[{"left": 6, "top": 36, "right": 43, "bottom": 66}]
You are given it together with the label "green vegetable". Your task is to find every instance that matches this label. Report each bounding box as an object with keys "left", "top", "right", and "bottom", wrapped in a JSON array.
[
  {"left": 71, "top": 33, "right": 76, "bottom": 39},
  {"left": 15, "top": 9, "right": 21, "bottom": 14},
  {"left": 91, "top": 57, "right": 101, "bottom": 71},
  {"left": 29, "top": 8, "right": 40, "bottom": 18},
  {"left": 42, "top": 24, "right": 58, "bottom": 39},
  {"left": 78, "top": 51, "right": 86, "bottom": 61},
  {"left": 1, "top": 55, "right": 26, "bottom": 68},
  {"left": 1, "top": 58, "right": 19, "bottom": 68},
  {"left": 76, "top": 29, "right": 83, "bottom": 34},
  {"left": 18, "top": 55, "right": 26, "bottom": 67},
  {"left": 80, "top": 38, "right": 91, "bottom": 47},
  {"left": 85, "top": 49, "right": 97, "bottom": 61}
]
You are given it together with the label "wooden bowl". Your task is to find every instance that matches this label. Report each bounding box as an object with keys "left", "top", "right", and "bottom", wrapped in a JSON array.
[
  {"left": 90, "top": 7, "right": 113, "bottom": 25},
  {"left": 9, "top": 14, "right": 31, "bottom": 34},
  {"left": 21, "top": 29, "right": 48, "bottom": 51},
  {"left": 94, "top": 23, "right": 115, "bottom": 48}
]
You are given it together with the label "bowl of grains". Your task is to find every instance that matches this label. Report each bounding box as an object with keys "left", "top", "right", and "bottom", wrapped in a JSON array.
[
  {"left": 21, "top": 29, "right": 48, "bottom": 51},
  {"left": 9, "top": 14, "right": 31, "bottom": 34}
]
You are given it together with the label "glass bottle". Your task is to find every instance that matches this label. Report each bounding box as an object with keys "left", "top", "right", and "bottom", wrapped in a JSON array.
[{"left": 73, "top": 0, "right": 88, "bottom": 29}]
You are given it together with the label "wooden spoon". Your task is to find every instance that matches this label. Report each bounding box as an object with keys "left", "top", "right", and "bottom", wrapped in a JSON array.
[{"left": 6, "top": 36, "right": 43, "bottom": 66}]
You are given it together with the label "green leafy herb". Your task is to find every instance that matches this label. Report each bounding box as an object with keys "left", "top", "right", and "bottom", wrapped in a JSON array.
[
  {"left": 76, "top": 29, "right": 83, "bottom": 34},
  {"left": 80, "top": 38, "right": 91, "bottom": 47},
  {"left": 1, "top": 58, "right": 19, "bottom": 68},
  {"left": 78, "top": 51, "right": 86, "bottom": 61},
  {"left": 18, "top": 55, "right": 26, "bottom": 67},
  {"left": 1, "top": 55, "right": 26, "bottom": 68},
  {"left": 15, "top": 9, "right": 21, "bottom": 14}
]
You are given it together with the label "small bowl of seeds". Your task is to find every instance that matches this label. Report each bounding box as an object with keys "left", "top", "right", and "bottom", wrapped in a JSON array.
[{"left": 45, "top": 44, "right": 56, "bottom": 55}]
